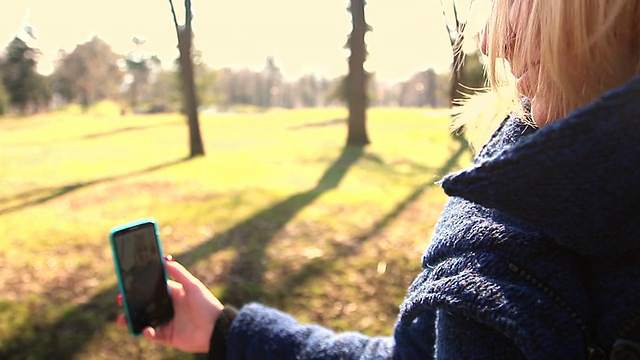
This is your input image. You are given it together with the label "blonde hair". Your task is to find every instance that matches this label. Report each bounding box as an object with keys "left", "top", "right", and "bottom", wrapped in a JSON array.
[{"left": 458, "top": 0, "right": 640, "bottom": 133}]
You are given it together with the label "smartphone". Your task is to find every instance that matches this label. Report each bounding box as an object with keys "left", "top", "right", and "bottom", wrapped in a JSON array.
[{"left": 110, "top": 218, "right": 174, "bottom": 336}]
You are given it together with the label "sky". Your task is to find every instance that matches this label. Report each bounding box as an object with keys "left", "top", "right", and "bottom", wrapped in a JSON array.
[{"left": 0, "top": 0, "right": 477, "bottom": 83}]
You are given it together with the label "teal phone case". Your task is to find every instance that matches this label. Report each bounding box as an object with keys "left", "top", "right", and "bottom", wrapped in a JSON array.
[{"left": 109, "top": 218, "right": 173, "bottom": 337}]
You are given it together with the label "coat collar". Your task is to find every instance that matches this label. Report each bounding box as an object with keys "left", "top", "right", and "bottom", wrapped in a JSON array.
[{"left": 442, "top": 77, "right": 640, "bottom": 256}]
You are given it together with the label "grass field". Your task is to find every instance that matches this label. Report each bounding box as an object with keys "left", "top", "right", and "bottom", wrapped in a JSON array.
[{"left": 0, "top": 106, "right": 473, "bottom": 359}]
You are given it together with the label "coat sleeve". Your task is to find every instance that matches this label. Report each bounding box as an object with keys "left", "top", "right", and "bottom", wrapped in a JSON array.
[{"left": 225, "top": 303, "right": 437, "bottom": 360}]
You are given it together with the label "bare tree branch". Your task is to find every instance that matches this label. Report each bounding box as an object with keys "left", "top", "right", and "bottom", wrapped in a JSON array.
[
  {"left": 168, "top": 0, "right": 179, "bottom": 31},
  {"left": 439, "top": 0, "right": 455, "bottom": 42},
  {"left": 441, "top": 0, "right": 478, "bottom": 106},
  {"left": 441, "top": 0, "right": 477, "bottom": 46}
]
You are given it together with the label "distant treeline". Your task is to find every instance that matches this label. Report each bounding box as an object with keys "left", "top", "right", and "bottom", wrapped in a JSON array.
[{"left": 0, "top": 35, "right": 485, "bottom": 116}]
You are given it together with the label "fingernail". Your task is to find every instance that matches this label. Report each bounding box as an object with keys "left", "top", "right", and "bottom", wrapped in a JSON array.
[
  {"left": 116, "top": 294, "right": 123, "bottom": 305},
  {"left": 163, "top": 255, "right": 174, "bottom": 261}
]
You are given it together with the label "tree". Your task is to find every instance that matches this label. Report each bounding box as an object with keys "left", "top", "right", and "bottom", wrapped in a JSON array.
[
  {"left": 262, "top": 57, "right": 282, "bottom": 108},
  {"left": 124, "top": 37, "right": 161, "bottom": 111},
  {"left": 440, "top": 0, "right": 485, "bottom": 106},
  {"left": 399, "top": 69, "right": 439, "bottom": 107},
  {"left": 460, "top": 50, "right": 486, "bottom": 91},
  {"left": 194, "top": 63, "right": 218, "bottom": 109},
  {"left": 0, "top": 72, "right": 8, "bottom": 115},
  {"left": 53, "top": 37, "right": 122, "bottom": 108},
  {"left": 147, "top": 69, "right": 181, "bottom": 113},
  {"left": 30, "top": 73, "right": 52, "bottom": 112},
  {"left": 296, "top": 74, "right": 319, "bottom": 107},
  {"left": 168, "top": 0, "right": 205, "bottom": 158},
  {"left": 345, "top": 0, "right": 371, "bottom": 145},
  {"left": 1, "top": 37, "right": 41, "bottom": 114},
  {"left": 193, "top": 52, "right": 219, "bottom": 109},
  {"left": 327, "top": 71, "right": 375, "bottom": 106}
]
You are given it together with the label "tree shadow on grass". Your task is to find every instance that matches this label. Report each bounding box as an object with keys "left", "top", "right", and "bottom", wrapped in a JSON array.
[
  {"left": 287, "top": 118, "right": 346, "bottom": 130},
  {"left": 0, "top": 157, "right": 192, "bottom": 359},
  {"left": 0, "top": 140, "right": 471, "bottom": 359},
  {"left": 80, "top": 121, "right": 183, "bottom": 141},
  {"left": 269, "top": 140, "right": 471, "bottom": 302},
  {"left": 0, "top": 157, "right": 190, "bottom": 216},
  {"left": 179, "top": 145, "right": 365, "bottom": 305},
  {"left": 0, "top": 145, "right": 364, "bottom": 359}
]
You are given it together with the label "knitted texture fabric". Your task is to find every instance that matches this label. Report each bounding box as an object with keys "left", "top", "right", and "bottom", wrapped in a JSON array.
[
  {"left": 225, "top": 76, "right": 640, "bottom": 359},
  {"left": 440, "top": 76, "right": 640, "bottom": 351}
]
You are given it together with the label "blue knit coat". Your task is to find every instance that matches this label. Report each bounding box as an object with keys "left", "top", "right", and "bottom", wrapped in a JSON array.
[{"left": 225, "top": 77, "right": 640, "bottom": 359}]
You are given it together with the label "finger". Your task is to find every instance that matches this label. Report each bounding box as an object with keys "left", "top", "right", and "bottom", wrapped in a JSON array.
[
  {"left": 143, "top": 325, "right": 171, "bottom": 344},
  {"left": 142, "top": 326, "right": 156, "bottom": 340},
  {"left": 116, "top": 315, "right": 127, "bottom": 327},
  {"left": 164, "top": 257, "right": 198, "bottom": 289},
  {"left": 167, "top": 279, "right": 185, "bottom": 294},
  {"left": 167, "top": 279, "right": 182, "bottom": 287},
  {"left": 116, "top": 294, "right": 123, "bottom": 307}
]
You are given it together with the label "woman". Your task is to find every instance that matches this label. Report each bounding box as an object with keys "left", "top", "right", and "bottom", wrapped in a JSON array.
[{"left": 118, "top": 0, "right": 640, "bottom": 358}]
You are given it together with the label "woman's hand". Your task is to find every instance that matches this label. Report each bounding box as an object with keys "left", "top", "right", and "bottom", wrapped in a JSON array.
[{"left": 116, "top": 256, "right": 224, "bottom": 354}]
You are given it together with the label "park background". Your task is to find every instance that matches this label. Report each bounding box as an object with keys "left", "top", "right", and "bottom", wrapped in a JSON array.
[{"left": 0, "top": 0, "right": 491, "bottom": 358}]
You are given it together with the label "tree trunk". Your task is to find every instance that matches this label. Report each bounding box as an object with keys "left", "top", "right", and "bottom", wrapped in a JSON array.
[
  {"left": 170, "top": 0, "right": 205, "bottom": 158},
  {"left": 346, "top": 0, "right": 370, "bottom": 146},
  {"left": 177, "top": 27, "right": 205, "bottom": 157}
]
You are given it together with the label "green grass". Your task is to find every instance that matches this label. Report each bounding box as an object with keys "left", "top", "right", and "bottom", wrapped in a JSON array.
[{"left": 0, "top": 106, "right": 472, "bottom": 359}]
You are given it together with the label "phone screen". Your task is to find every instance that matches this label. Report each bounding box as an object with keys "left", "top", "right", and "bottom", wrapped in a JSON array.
[{"left": 112, "top": 221, "right": 174, "bottom": 335}]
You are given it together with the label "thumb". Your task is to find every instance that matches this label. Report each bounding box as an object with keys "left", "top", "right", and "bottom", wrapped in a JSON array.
[
  {"left": 142, "top": 325, "right": 172, "bottom": 345},
  {"left": 164, "top": 257, "right": 199, "bottom": 290}
]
